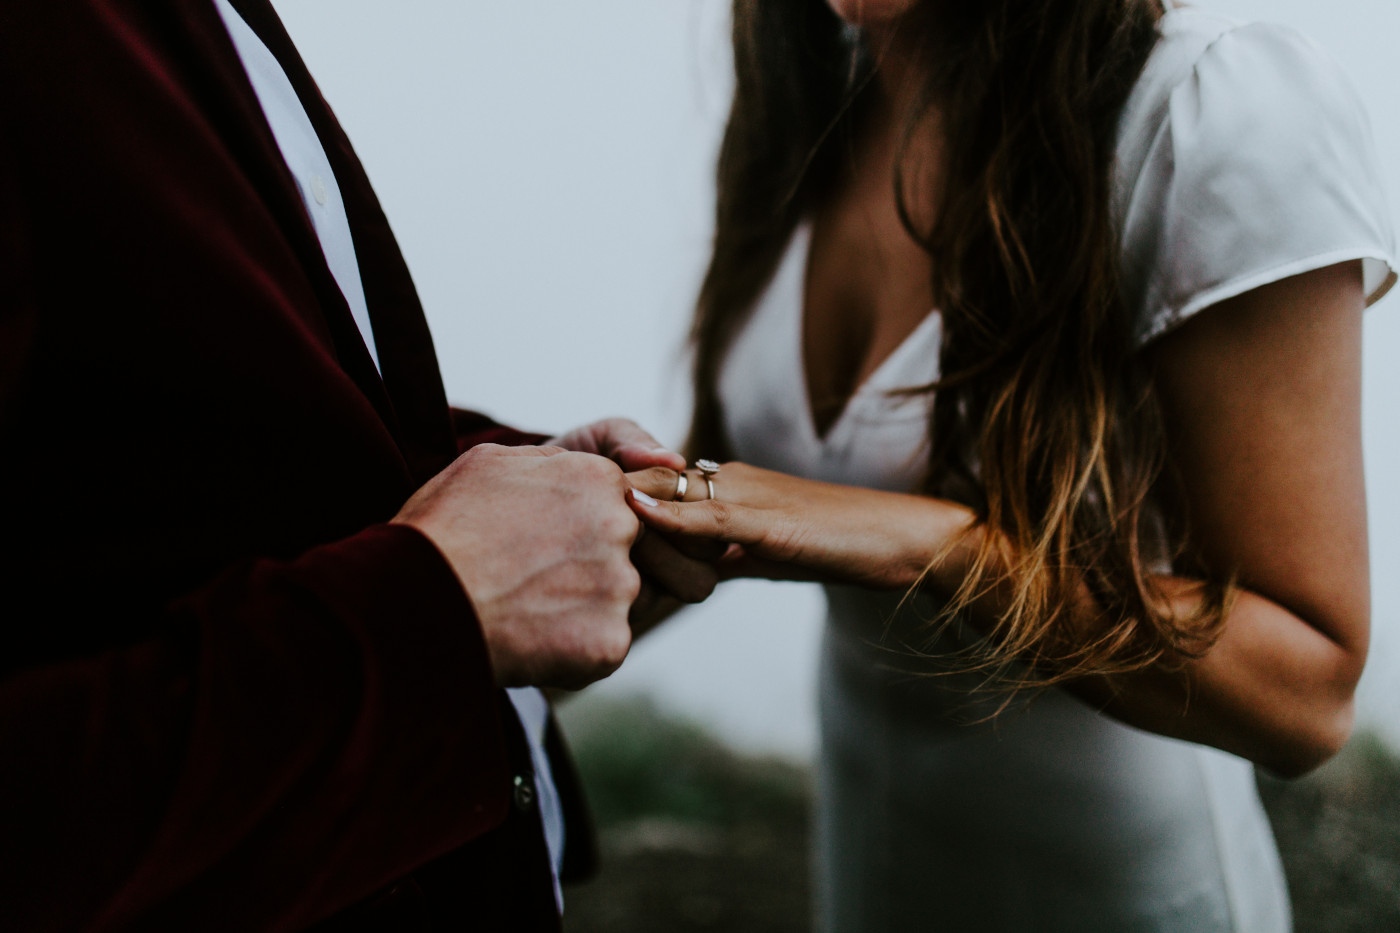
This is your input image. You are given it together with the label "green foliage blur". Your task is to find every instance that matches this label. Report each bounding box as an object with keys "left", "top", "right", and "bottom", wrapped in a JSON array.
[{"left": 562, "top": 696, "right": 809, "bottom": 831}]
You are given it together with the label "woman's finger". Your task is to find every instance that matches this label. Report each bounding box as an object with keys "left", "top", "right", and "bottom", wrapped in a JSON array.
[
  {"left": 670, "top": 534, "right": 730, "bottom": 563},
  {"left": 627, "top": 463, "right": 759, "bottom": 505},
  {"left": 629, "top": 494, "right": 771, "bottom": 549},
  {"left": 717, "top": 546, "right": 825, "bottom": 583},
  {"left": 633, "top": 518, "right": 730, "bottom": 562},
  {"left": 632, "top": 532, "right": 719, "bottom": 604},
  {"left": 625, "top": 466, "right": 721, "bottom": 503},
  {"left": 626, "top": 466, "right": 684, "bottom": 501}
]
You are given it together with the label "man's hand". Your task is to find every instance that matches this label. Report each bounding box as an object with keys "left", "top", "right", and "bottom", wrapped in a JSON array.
[
  {"left": 547, "top": 417, "right": 687, "bottom": 473},
  {"left": 393, "top": 444, "right": 641, "bottom": 690}
]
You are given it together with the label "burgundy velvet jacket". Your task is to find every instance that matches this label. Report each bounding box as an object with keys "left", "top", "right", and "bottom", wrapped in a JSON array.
[{"left": 0, "top": 1, "right": 589, "bottom": 929}]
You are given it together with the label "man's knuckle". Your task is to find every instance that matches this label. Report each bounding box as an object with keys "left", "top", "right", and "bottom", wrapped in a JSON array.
[
  {"left": 611, "top": 562, "right": 642, "bottom": 601},
  {"left": 553, "top": 449, "right": 588, "bottom": 469},
  {"left": 589, "top": 560, "right": 630, "bottom": 601},
  {"left": 585, "top": 452, "right": 622, "bottom": 476},
  {"left": 461, "top": 443, "right": 497, "bottom": 465},
  {"left": 604, "top": 625, "right": 632, "bottom": 667},
  {"left": 587, "top": 621, "right": 631, "bottom": 673},
  {"left": 600, "top": 507, "right": 638, "bottom": 542}
]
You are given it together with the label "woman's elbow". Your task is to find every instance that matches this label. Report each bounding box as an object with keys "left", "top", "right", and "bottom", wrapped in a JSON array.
[
  {"left": 1262, "top": 605, "right": 1370, "bottom": 778},
  {"left": 1261, "top": 695, "right": 1357, "bottom": 779}
]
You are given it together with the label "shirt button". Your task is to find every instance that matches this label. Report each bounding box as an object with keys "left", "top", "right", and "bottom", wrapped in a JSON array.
[
  {"left": 310, "top": 173, "right": 329, "bottom": 206},
  {"left": 513, "top": 775, "right": 536, "bottom": 812}
]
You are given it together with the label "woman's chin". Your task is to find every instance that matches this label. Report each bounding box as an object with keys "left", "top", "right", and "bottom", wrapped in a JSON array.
[{"left": 825, "top": 0, "right": 921, "bottom": 29}]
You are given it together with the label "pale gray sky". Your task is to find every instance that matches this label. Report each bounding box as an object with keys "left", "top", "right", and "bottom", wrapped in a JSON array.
[{"left": 273, "top": 0, "right": 1399, "bottom": 757}]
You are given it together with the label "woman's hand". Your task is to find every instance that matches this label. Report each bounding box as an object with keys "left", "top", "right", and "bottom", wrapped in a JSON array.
[
  {"left": 627, "top": 462, "right": 978, "bottom": 590},
  {"left": 544, "top": 419, "right": 725, "bottom": 629}
]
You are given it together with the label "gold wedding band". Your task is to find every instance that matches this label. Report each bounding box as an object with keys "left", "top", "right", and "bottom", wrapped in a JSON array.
[
  {"left": 696, "top": 459, "right": 720, "bottom": 501},
  {"left": 673, "top": 471, "right": 688, "bottom": 501}
]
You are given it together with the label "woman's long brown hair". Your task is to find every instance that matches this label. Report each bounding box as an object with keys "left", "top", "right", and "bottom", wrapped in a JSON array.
[{"left": 688, "top": 0, "right": 1231, "bottom": 685}]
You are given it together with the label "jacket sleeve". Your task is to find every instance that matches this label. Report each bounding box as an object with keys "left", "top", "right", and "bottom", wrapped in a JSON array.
[
  {"left": 0, "top": 112, "right": 519, "bottom": 929},
  {"left": 0, "top": 525, "right": 513, "bottom": 933}
]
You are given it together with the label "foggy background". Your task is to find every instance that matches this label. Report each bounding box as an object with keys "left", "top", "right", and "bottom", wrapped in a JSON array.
[{"left": 271, "top": 0, "right": 1399, "bottom": 759}]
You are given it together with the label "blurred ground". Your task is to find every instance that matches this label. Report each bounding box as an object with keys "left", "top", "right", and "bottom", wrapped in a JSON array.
[
  {"left": 1257, "top": 733, "right": 1400, "bottom": 933},
  {"left": 560, "top": 698, "right": 811, "bottom": 933},
  {"left": 558, "top": 697, "right": 1400, "bottom": 933}
]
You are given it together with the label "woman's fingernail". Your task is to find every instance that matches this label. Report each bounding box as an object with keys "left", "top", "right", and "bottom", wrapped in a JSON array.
[{"left": 631, "top": 489, "right": 659, "bottom": 507}]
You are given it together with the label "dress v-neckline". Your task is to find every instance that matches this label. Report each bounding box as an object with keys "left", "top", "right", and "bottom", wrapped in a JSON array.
[{"left": 791, "top": 223, "right": 942, "bottom": 446}]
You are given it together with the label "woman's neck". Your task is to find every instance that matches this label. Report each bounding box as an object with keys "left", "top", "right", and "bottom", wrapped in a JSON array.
[
  {"left": 863, "top": 20, "right": 930, "bottom": 130},
  {"left": 854, "top": 18, "right": 946, "bottom": 218}
]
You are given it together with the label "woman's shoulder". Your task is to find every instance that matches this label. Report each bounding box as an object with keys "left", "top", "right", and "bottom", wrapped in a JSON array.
[
  {"left": 1112, "top": 7, "right": 1232, "bottom": 167},
  {"left": 1113, "top": 4, "right": 1396, "bottom": 343},
  {"left": 1115, "top": 5, "right": 1365, "bottom": 201}
]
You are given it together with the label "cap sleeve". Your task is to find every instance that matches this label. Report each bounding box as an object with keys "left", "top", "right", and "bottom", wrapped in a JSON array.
[{"left": 1118, "top": 21, "right": 1397, "bottom": 345}]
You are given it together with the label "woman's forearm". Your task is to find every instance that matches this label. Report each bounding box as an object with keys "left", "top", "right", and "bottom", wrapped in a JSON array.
[
  {"left": 898, "top": 491, "right": 1365, "bottom": 777},
  {"left": 1079, "top": 583, "right": 1364, "bottom": 777},
  {"left": 635, "top": 472, "right": 1366, "bottom": 777}
]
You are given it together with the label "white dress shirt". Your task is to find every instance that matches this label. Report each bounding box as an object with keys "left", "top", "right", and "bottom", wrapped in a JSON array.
[
  {"left": 212, "top": 0, "right": 379, "bottom": 373},
  {"left": 211, "top": 0, "right": 565, "bottom": 912}
]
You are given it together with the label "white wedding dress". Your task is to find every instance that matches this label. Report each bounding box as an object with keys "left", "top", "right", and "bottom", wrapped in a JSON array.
[{"left": 715, "top": 7, "right": 1396, "bottom": 932}]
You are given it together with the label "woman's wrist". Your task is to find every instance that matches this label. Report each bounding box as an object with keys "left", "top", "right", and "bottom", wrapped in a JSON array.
[{"left": 882, "top": 491, "right": 982, "bottom": 593}]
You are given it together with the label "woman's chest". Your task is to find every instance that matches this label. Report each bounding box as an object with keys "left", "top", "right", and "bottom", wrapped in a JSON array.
[
  {"left": 802, "top": 185, "right": 940, "bottom": 438},
  {"left": 717, "top": 223, "right": 940, "bottom": 493}
]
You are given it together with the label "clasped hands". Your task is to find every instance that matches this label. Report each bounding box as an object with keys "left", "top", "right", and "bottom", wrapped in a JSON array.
[
  {"left": 393, "top": 417, "right": 721, "bottom": 692},
  {"left": 394, "top": 416, "right": 965, "bottom": 693}
]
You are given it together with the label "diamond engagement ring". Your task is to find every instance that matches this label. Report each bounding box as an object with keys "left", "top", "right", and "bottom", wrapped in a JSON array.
[{"left": 695, "top": 459, "right": 721, "bottom": 501}]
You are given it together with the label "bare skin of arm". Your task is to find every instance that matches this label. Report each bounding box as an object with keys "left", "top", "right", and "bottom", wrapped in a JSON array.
[{"left": 630, "top": 262, "right": 1370, "bottom": 778}]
